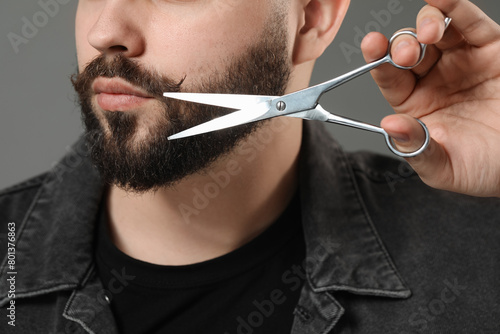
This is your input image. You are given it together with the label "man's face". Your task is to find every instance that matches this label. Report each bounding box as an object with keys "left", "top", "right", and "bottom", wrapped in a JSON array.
[{"left": 73, "top": 0, "right": 294, "bottom": 192}]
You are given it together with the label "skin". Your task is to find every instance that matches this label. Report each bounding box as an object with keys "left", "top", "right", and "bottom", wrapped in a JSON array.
[
  {"left": 75, "top": 0, "right": 328, "bottom": 265},
  {"left": 75, "top": 0, "right": 500, "bottom": 265},
  {"left": 364, "top": 0, "right": 500, "bottom": 197}
]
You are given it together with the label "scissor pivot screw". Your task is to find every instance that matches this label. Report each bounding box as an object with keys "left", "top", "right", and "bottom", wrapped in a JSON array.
[{"left": 276, "top": 101, "right": 287, "bottom": 112}]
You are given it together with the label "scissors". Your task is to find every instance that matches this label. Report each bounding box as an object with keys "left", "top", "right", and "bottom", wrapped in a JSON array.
[{"left": 164, "top": 17, "right": 452, "bottom": 158}]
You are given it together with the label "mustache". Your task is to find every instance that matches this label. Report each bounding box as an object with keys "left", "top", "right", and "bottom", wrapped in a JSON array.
[{"left": 71, "top": 53, "right": 185, "bottom": 99}]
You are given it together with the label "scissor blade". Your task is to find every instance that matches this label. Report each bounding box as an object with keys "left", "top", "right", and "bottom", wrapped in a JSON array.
[
  {"left": 168, "top": 101, "right": 271, "bottom": 140},
  {"left": 285, "top": 106, "right": 330, "bottom": 121},
  {"left": 163, "top": 92, "right": 275, "bottom": 110}
]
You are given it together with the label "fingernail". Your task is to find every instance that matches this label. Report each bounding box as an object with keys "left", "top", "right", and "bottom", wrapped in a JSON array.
[
  {"left": 394, "top": 40, "right": 410, "bottom": 54},
  {"left": 391, "top": 133, "right": 410, "bottom": 143},
  {"left": 419, "top": 18, "right": 433, "bottom": 30}
]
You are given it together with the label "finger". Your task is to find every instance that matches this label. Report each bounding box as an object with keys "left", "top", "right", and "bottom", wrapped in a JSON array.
[
  {"left": 408, "top": 43, "right": 441, "bottom": 79},
  {"left": 381, "top": 114, "right": 427, "bottom": 153},
  {"left": 417, "top": 5, "right": 467, "bottom": 50},
  {"left": 416, "top": 5, "right": 447, "bottom": 45},
  {"left": 390, "top": 31, "right": 421, "bottom": 68},
  {"left": 361, "top": 32, "right": 416, "bottom": 108},
  {"left": 381, "top": 114, "right": 449, "bottom": 184},
  {"left": 424, "top": 0, "right": 500, "bottom": 47},
  {"left": 389, "top": 28, "right": 443, "bottom": 79}
]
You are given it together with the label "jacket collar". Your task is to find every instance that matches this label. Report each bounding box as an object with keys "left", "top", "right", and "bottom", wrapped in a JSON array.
[
  {"left": 0, "top": 139, "right": 104, "bottom": 306},
  {"left": 0, "top": 122, "right": 410, "bottom": 306},
  {"left": 299, "top": 122, "right": 410, "bottom": 298}
]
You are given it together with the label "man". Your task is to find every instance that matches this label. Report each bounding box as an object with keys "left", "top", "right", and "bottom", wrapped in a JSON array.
[{"left": 1, "top": 0, "right": 499, "bottom": 333}]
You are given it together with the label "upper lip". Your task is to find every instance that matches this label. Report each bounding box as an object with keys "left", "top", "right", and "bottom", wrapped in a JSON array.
[{"left": 92, "top": 77, "right": 154, "bottom": 98}]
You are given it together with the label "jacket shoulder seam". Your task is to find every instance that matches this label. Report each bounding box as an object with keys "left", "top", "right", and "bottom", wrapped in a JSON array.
[{"left": 0, "top": 172, "right": 49, "bottom": 197}]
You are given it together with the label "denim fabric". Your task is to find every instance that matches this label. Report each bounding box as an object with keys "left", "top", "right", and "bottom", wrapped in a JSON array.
[{"left": 0, "top": 121, "right": 499, "bottom": 334}]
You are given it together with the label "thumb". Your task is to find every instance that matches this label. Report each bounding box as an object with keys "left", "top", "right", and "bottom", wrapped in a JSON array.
[{"left": 381, "top": 114, "right": 449, "bottom": 185}]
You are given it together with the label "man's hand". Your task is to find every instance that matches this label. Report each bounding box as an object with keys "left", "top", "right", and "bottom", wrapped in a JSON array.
[{"left": 361, "top": 0, "right": 500, "bottom": 197}]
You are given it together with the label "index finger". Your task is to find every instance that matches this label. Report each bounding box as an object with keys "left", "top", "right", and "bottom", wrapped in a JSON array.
[{"left": 425, "top": 0, "right": 500, "bottom": 46}]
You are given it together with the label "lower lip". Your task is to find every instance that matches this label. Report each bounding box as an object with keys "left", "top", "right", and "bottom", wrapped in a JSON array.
[{"left": 96, "top": 93, "right": 153, "bottom": 111}]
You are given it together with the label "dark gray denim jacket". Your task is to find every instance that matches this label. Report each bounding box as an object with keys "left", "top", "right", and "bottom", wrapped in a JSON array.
[{"left": 1, "top": 122, "right": 499, "bottom": 334}]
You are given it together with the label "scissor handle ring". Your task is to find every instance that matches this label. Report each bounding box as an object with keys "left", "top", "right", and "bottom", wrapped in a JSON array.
[
  {"left": 387, "top": 30, "right": 427, "bottom": 70},
  {"left": 383, "top": 119, "right": 430, "bottom": 158}
]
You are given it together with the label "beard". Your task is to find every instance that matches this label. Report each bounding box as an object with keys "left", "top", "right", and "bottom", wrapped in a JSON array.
[{"left": 71, "top": 14, "right": 291, "bottom": 193}]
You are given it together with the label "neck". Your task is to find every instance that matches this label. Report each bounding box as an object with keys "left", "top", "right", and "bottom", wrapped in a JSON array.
[{"left": 106, "top": 118, "right": 303, "bottom": 265}]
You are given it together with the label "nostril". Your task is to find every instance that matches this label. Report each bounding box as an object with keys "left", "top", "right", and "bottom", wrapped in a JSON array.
[{"left": 109, "top": 45, "right": 128, "bottom": 52}]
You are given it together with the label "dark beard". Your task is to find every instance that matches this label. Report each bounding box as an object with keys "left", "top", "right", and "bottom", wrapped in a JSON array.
[{"left": 71, "top": 16, "right": 291, "bottom": 193}]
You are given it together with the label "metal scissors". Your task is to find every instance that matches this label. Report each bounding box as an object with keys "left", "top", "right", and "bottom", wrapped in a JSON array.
[{"left": 164, "top": 18, "right": 452, "bottom": 158}]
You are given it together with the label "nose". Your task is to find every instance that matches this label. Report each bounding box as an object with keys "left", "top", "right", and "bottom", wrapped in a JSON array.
[{"left": 87, "top": 3, "right": 145, "bottom": 57}]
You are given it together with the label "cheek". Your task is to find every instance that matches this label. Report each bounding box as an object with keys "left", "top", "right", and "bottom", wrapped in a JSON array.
[
  {"left": 148, "top": 5, "right": 270, "bottom": 86},
  {"left": 75, "top": 8, "right": 98, "bottom": 72}
]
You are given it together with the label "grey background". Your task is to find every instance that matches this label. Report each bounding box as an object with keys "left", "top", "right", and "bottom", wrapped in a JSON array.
[{"left": 1, "top": 0, "right": 498, "bottom": 189}]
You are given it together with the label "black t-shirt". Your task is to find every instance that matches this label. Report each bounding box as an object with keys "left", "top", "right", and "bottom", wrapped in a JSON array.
[{"left": 95, "top": 193, "right": 306, "bottom": 334}]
